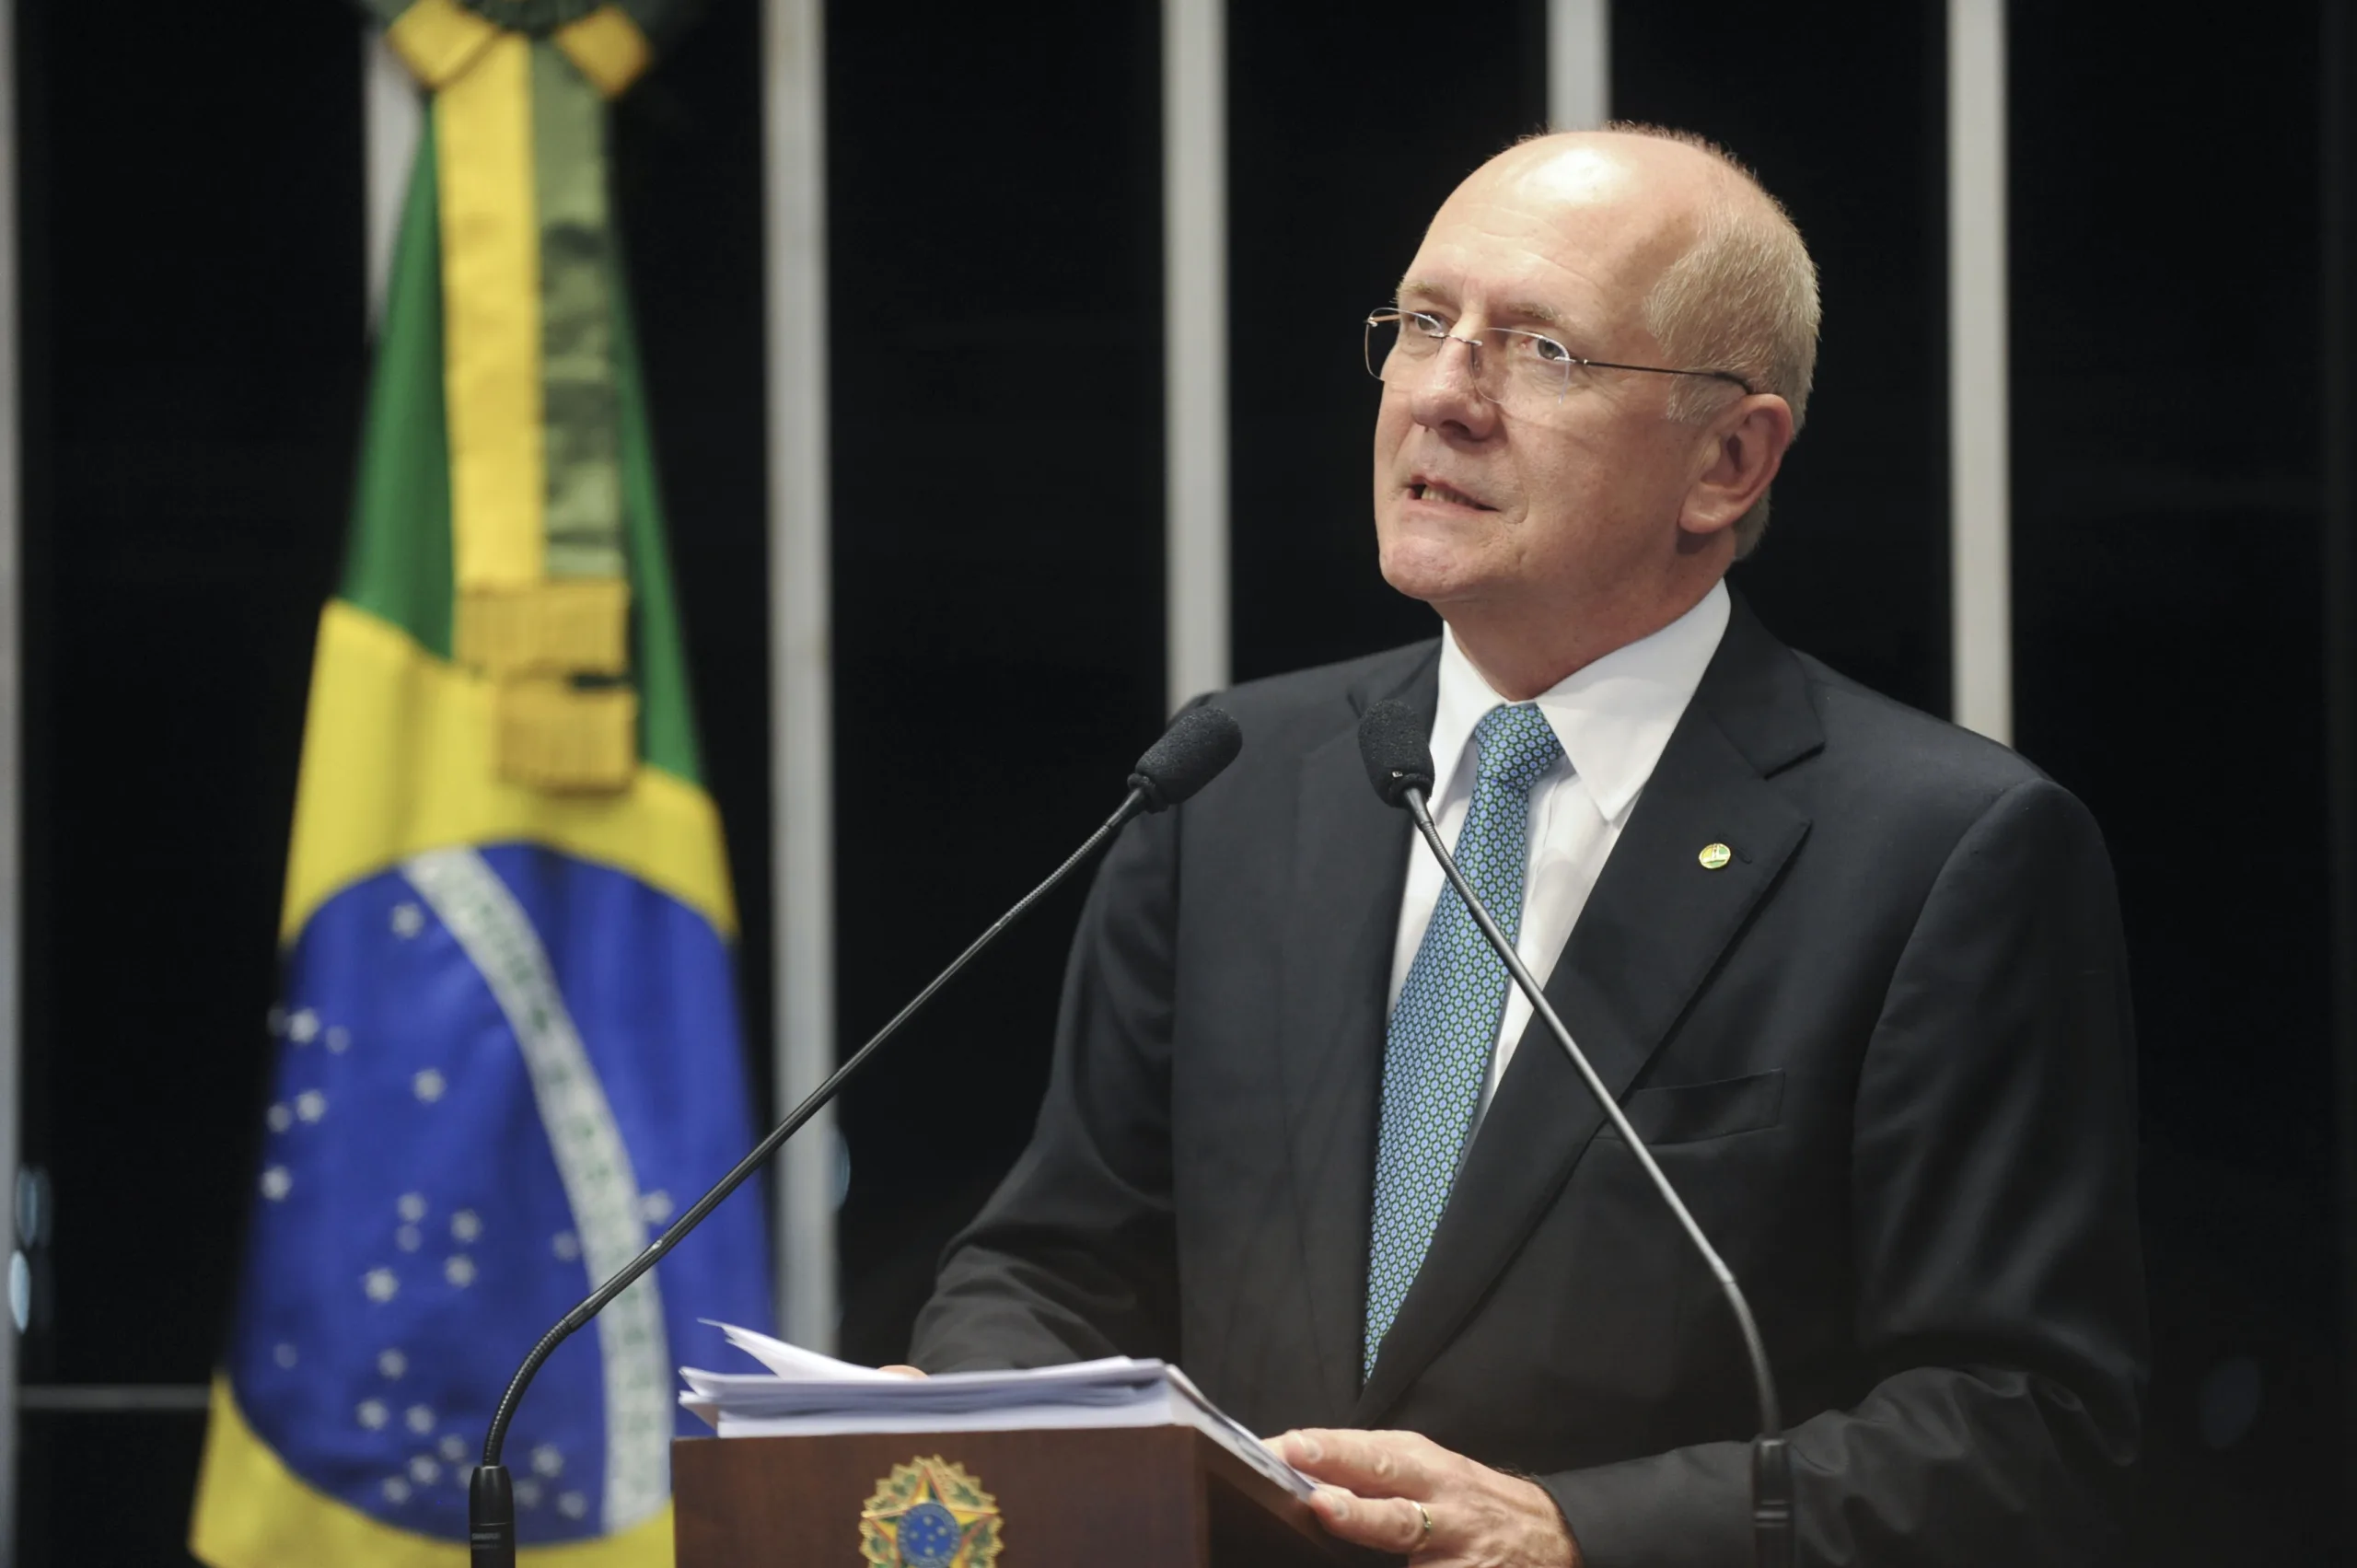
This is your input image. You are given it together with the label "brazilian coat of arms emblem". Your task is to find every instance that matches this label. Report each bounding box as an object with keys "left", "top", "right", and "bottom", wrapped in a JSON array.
[{"left": 859, "top": 1456, "right": 1004, "bottom": 1568}]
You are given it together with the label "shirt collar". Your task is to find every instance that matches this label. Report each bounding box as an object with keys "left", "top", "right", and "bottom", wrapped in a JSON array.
[{"left": 1427, "top": 579, "right": 1731, "bottom": 824}]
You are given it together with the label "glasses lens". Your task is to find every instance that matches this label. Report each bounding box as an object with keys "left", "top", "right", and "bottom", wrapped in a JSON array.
[
  {"left": 1364, "top": 314, "right": 1400, "bottom": 382},
  {"left": 1366, "top": 312, "right": 1456, "bottom": 387},
  {"left": 1494, "top": 330, "right": 1574, "bottom": 404}
]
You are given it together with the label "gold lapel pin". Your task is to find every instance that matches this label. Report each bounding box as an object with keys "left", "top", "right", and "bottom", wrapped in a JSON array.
[{"left": 1698, "top": 842, "right": 1732, "bottom": 870}]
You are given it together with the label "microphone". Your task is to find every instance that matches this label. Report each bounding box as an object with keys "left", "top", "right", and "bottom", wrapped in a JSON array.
[
  {"left": 1357, "top": 695, "right": 1435, "bottom": 807},
  {"left": 1355, "top": 699, "right": 1793, "bottom": 1568},
  {"left": 1130, "top": 703, "right": 1246, "bottom": 811},
  {"left": 468, "top": 704, "right": 1245, "bottom": 1565}
]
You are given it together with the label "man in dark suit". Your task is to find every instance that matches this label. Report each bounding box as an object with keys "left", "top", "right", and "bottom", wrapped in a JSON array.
[{"left": 909, "top": 127, "right": 2145, "bottom": 1566}]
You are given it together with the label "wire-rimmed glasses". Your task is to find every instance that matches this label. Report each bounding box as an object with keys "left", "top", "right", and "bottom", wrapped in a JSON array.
[{"left": 1363, "top": 308, "right": 1755, "bottom": 411}]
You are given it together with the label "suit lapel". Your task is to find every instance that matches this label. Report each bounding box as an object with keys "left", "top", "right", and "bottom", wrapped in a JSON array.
[
  {"left": 1353, "top": 598, "right": 1821, "bottom": 1423},
  {"left": 1275, "top": 645, "right": 1439, "bottom": 1423}
]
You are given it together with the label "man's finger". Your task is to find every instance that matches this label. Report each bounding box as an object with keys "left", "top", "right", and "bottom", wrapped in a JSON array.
[
  {"left": 1276, "top": 1428, "right": 1435, "bottom": 1498},
  {"left": 1304, "top": 1485, "right": 1433, "bottom": 1554}
]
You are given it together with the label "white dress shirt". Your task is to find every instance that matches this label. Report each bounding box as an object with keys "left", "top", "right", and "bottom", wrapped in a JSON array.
[{"left": 1387, "top": 580, "right": 1731, "bottom": 1119}]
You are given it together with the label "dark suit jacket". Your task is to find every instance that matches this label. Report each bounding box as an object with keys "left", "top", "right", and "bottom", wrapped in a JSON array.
[{"left": 911, "top": 598, "right": 2147, "bottom": 1567}]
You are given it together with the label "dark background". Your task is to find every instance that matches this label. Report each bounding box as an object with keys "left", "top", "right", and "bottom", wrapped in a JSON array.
[{"left": 11, "top": 0, "right": 2353, "bottom": 1562}]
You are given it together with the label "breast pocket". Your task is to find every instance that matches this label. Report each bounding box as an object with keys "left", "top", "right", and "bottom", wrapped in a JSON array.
[{"left": 1596, "top": 1068, "right": 1785, "bottom": 1145}]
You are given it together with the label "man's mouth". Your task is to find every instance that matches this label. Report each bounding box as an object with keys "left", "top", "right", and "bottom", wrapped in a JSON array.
[{"left": 1409, "top": 479, "right": 1492, "bottom": 509}]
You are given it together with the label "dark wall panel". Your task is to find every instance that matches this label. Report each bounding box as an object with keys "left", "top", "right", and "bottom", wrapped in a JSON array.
[
  {"left": 614, "top": 0, "right": 773, "bottom": 1110},
  {"left": 1614, "top": 0, "right": 1949, "bottom": 713},
  {"left": 19, "top": 1411, "right": 208, "bottom": 1568},
  {"left": 2326, "top": 1, "right": 2357, "bottom": 1539},
  {"left": 1226, "top": 0, "right": 1547, "bottom": 681},
  {"left": 825, "top": 0, "right": 1167, "bottom": 1365},
  {"left": 15, "top": 1, "right": 364, "bottom": 1390},
  {"left": 15, "top": 3, "right": 363, "bottom": 1562},
  {"left": 2009, "top": 6, "right": 2340, "bottom": 1561}
]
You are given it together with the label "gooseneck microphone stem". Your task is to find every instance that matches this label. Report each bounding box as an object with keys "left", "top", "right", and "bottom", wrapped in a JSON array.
[
  {"left": 1399, "top": 785, "right": 1793, "bottom": 1568},
  {"left": 468, "top": 786, "right": 1158, "bottom": 1566}
]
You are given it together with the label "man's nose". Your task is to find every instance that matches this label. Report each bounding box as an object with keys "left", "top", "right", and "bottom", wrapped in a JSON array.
[{"left": 1410, "top": 336, "right": 1498, "bottom": 433}]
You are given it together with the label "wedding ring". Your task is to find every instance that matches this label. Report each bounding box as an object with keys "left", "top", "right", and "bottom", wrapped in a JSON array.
[{"left": 1414, "top": 1501, "right": 1434, "bottom": 1545}]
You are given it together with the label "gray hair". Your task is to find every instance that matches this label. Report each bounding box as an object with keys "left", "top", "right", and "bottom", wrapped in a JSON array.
[{"left": 1595, "top": 124, "right": 1821, "bottom": 557}]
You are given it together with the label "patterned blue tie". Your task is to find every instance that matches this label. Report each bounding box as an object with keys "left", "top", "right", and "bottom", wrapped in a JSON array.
[{"left": 1364, "top": 702, "right": 1563, "bottom": 1380}]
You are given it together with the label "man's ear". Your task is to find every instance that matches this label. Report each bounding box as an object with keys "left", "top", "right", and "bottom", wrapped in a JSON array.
[{"left": 1678, "top": 394, "right": 1794, "bottom": 538}]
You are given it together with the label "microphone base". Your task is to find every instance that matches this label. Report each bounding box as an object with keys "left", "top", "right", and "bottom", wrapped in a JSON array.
[
  {"left": 470, "top": 1462, "right": 517, "bottom": 1568},
  {"left": 1751, "top": 1434, "right": 1793, "bottom": 1568}
]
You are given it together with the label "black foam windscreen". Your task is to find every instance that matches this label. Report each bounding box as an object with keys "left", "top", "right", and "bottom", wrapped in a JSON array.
[
  {"left": 1128, "top": 705, "right": 1244, "bottom": 811},
  {"left": 1356, "top": 699, "right": 1436, "bottom": 808}
]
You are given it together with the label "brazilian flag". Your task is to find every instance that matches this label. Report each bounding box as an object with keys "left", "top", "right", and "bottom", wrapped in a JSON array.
[{"left": 190, "top": 3, "right": 772, "bottom": 1562}]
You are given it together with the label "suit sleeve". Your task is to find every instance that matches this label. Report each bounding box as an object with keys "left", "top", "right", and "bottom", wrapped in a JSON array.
[
  {"left": 1540, "top": 777, "right": 2148, "bottom": 1567},
  {"left": 905, "top": 798, "right": 1185, "bottom": 1372}
]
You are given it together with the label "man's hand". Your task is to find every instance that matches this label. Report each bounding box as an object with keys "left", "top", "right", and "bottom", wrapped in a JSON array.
[{"left": 1271, "top": 1428, "right": 1579, "bottom": 1567}]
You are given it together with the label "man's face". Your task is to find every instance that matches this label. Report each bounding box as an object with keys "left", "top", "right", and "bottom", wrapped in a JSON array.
[{"left": 1373, "top": 143, "right": 1708, "bottom": 625}]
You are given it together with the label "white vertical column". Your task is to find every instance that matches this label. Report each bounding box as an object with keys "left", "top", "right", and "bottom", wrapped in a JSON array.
[
  {"left": 1163, "top": 0, "right": 1228, "bottom": 710},
  {"left": 0, "top": 0, "right": 19, "bottom": 1540},
  {"left": 1547, "top": 0, "right": 1610, "bottom": 130},
  {"left": 762, "top": 0, "right": 838, "bottom": 1352},
  {"left": 363, "top": 33, "right": 424, "bottom": 328},
  {"left": 1948, "top": 0, "right": 2013, "bottom": 743}
]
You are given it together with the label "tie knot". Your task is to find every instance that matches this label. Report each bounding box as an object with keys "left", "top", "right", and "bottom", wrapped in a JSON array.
[{"left": 1471, "top": 703, "right": 1562, "bottom": 791}]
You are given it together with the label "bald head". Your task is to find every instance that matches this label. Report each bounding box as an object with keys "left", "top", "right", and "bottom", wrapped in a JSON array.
[
  {"left": 1414, "top": 133, "right": 1708, "bottom": 345},
  {"left": 1463, "top": 127, "right": 1726, "bottom": 227},
  {"left": 1434, "top": 127, "right": 1820, "bottom": 554}
]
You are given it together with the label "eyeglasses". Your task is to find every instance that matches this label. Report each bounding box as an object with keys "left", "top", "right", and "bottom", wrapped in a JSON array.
[{"left": 1363, "top": 308, "right": 1755, "bottom": 409}]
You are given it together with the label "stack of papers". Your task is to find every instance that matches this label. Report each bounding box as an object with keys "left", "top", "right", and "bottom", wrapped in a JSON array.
[{"left": 679, "top": 1322, "right": 1313, "bottom": 1499}]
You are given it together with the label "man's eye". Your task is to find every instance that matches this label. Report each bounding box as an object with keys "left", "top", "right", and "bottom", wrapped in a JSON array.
[
  {"left": 1527, "top": 334, "right": 1573, "bottom": 366},
  {"left": 1407, "top": 312, "right": 1450, "bottom": 339}
]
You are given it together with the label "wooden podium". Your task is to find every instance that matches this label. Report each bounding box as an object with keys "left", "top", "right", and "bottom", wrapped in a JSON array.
[{"left": 674, "top": 1426, "right": 1398, "bottom": 1567}]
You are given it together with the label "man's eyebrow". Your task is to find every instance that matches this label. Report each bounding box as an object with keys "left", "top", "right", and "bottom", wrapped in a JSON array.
[
  {"left": 1392, "top": 280, "right": 1573, "bottom": 334},
  {"left": 1497, "top": 299, "right": 1572, "bottom": 331}
]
